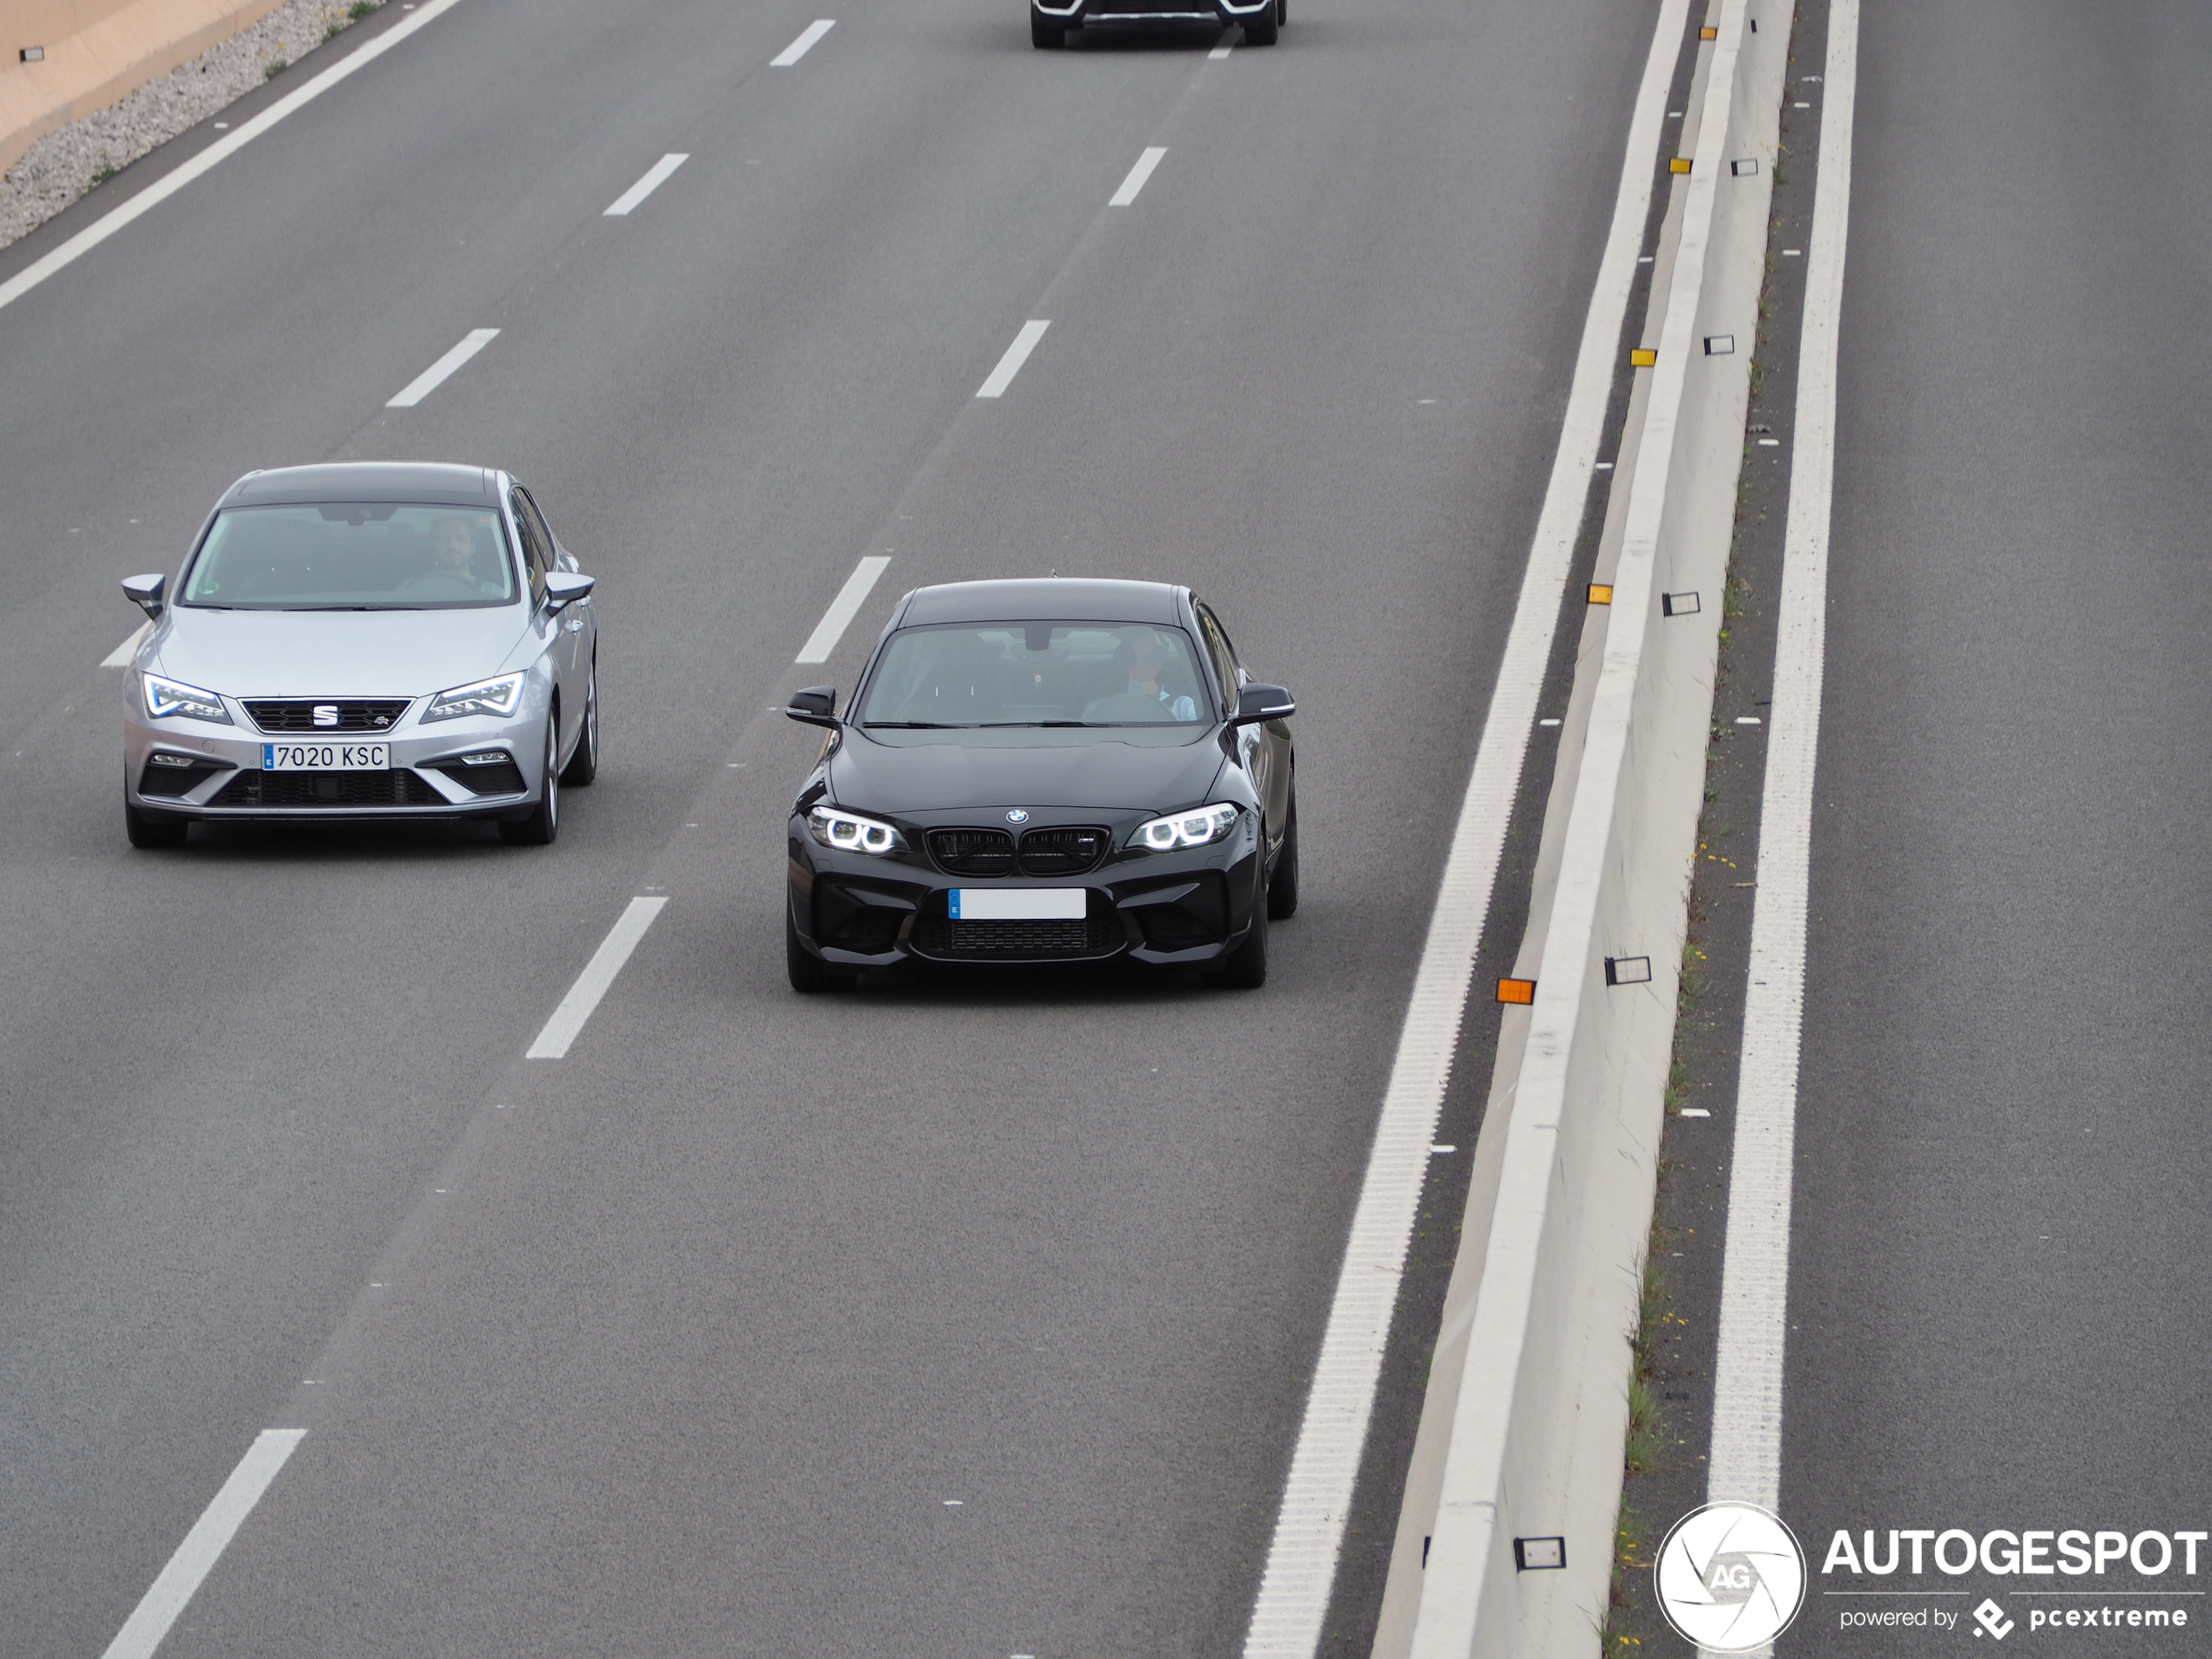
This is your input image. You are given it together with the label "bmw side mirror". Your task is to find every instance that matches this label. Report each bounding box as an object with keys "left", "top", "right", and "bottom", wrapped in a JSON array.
[
  {"left": 786, "top": 686, "right": 839, "bottom": 729},
  {"left": 544, "top": 571, "right": 595, "bottom": 613},
  {"left": 1231, "top": 684, "right": 1296, "bottom": 726},
  {"left": 122, "top": 573, "right": 166, "bottom": 621}
]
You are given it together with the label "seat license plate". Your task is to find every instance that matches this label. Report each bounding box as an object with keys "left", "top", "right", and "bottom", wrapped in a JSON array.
[
  {"left": 949, "top": 888, "right": 1086, "bottom": 921},
  {"left": 262, "top": 741, "right": 390, "bottom": 772}
]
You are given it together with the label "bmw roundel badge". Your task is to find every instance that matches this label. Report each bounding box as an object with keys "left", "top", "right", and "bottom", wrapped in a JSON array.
[{"left": 1006, "top": 809, "right": 1030, "bottom": 824}]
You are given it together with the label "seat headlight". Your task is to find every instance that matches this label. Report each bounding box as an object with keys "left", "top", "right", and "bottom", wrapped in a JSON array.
[
  {"left": 423, "top": 672, "right": 525, "bottom": 722},
  {"left": 1132, "top": 803, "right": 1240, "bottom": 851},
  {"left": 141, "top": 672, "right": 232, "bottom": 724},
  {"left": 808, "top": 805, "right": 899, "bottom": 855}
]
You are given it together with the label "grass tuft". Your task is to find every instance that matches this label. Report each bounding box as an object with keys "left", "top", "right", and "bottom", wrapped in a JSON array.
[{"left": 264, "top": 56, "right": 287, "bottom": 79}]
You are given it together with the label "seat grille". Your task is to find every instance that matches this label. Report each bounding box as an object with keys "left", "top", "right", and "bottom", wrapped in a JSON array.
[
  {"left": 245, "top": 699, "right": 411, "bottom": 733},
  {"left": 928, "top": 827, "right": 1016, "bottom": 876},
  {"left": 1016, "top": 826, "right": 1109, "bottom": 877},
  {"left": 211, "top": 770, "right": 448, "bottom": 807}
]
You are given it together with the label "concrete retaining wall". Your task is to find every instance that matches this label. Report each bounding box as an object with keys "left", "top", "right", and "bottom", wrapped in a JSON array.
[
  {"left": 1369, "top": 2, "right": 1789, "bottom": 1654},
  {"left": 1, "top": 0, "right": 290, "bottom": 175}
]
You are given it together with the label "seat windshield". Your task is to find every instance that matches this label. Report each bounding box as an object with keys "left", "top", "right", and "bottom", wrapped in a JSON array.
[
  {"left": 179, "top": 503, "right": 518, "bottom": 610},
  {"left": 858, "top": 622, "right": 1213, "bottom": 727}
]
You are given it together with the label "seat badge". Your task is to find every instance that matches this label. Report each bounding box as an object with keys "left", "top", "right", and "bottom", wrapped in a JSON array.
[{"left": 1006, "top": 808, "right": 1030, "bottom": 824}]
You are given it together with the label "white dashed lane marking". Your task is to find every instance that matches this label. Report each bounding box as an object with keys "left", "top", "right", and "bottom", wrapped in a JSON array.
[
  {"left": 387, "top": 327, "right": 499, "bottom": 408},
  {"left": 1109, "top": 147, "right": 1166, "bottom": 207},
  {"left": 975, "top": 320, "right": 1049, "bottom": 399},
  {"left": 526, "top": 897, "right": 669, "bottom": 1060},
  {"left": 795, "top": 556, "right": 893, "bottom": 664},
  {"left": 102, "top": 620, "right": 150, "bottom": 668},
  {"left": 771, "top": 19, "right": 834, "bottom": 65},
  {"left": 99, "top": 1430, "right": 306, "bottom": 1659},
  {"left": 604, "top": 153, "right": 688, "bottom": 216}
]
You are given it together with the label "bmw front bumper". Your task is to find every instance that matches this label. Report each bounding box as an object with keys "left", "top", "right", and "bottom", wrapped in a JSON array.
[{"left": 786, "top": 807, "right": 1264, "bottom": 970}]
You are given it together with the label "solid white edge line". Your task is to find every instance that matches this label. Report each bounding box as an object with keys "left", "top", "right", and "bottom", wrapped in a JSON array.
[
  {"left": 604, "top": 152, "right": 689, "bottom": 216},
  {"left": 386, "top": 327, "right": 499, "bottom": 408},
  {"left": 524, "top": 896, "right": 670, "bottom": 1060},
  {"left": 975, "top": 320, "right": 1049, "bottom": 400},
  {"left": 1208, "top": 42, "right": 1233, "bottom": 58},
  {"left": 100, "top": 1428, "right": 306, "bottom": 1659},
  {"left": 794, "top": 555, "right": 893, "bottom": 664},
  {"left": 103, "top": 619, "right": 151, "bottom": 668},
  {"left": 1703, "top": 0, "right": 1857, "bottom": 1539},
  {"left": 770, "top": 18, "right": 835, "bottom": 66},
  {"left": 1236, "top": 3, "right": 1689, "bottom": 1654},
  {"left": 0, "top": 0, "right": 467, "bottom": 318},
  {"left": 1109, "top": 146, "right": 1167, "bottom": 206}
]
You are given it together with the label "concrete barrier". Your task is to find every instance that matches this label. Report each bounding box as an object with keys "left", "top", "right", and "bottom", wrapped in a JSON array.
[
  {"left": 1368, "top": 3, "right": 1788, "bottom": 1654},
  {"left": 0, "top": 0, "right": 291, "bottom": 176}
]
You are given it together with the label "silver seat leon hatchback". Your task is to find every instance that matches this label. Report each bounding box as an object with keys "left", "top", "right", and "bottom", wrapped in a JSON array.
[{"left": 118, "top": 462, "right": 600, "bottom": 848}]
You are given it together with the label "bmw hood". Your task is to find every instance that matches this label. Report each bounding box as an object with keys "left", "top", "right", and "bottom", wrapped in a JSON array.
[
  {"left": 151, "top": 605, "right": 533, "bottom": 699},
  {"left": 828, "top": 728, "right": 1228, "bottom": 814}
]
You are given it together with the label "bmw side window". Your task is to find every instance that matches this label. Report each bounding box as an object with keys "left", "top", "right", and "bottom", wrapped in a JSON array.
[
  {"left": 1195, "top": 604, "right": 1240, "bottom": 708},
  {"left": 509, "top": 489, "right": 548, "bottom": 603}
]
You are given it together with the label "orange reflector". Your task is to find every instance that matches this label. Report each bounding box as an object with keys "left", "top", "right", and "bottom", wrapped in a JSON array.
[
  {"left": 1669, "top": 157, "right": 1693, "bottom": 174},
  {"left": 1497, "top": 977, "right": 1536, "bottom": 1006},
  {"left": 1588, "top": 583, "right": 1614, "bottom": 605},
  {"left": 1699, "top": 24, "right": 1717, "bottom": 37},
  {"left": 1630, "top": 347, "right": 1657, "bottom": 368}
]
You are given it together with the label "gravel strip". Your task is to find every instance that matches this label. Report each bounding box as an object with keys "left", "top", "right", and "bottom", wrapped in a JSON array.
[{"left": 0, "top": 0, "right": 381, "bottom": 252}]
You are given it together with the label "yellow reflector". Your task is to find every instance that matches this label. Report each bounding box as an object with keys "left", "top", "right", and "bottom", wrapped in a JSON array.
[
  {"left": 1630, "top": 347, "right": 1657, "bottom": 368},
  {"left": 1699, "top": 24, "right": 1717, "bottom": 37},
  {"left": 1588, "top": 583, "right": 1614, "bottom": 605},
  {"left": 1669, "top": 157, "right": 1693, "bottom": 174},
  {"left": 1497, "top": 977, "right": 1536, "bottom": 1006}
]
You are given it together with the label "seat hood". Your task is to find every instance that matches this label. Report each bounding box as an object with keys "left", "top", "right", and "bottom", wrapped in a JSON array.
[
  {"left": 152, "top": 605, "right": 532, "bottom": 699},
  {"left": 828, "top": 726, "right": 1228, "bottom": 813}
]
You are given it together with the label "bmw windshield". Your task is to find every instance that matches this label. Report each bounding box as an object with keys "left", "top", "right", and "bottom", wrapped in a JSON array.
[
  {"left": 179, "top": 503, "right": 518, "bottom": 610},
  {"left": 857, "top": 622, "right": 1215, "bottom": 727}
]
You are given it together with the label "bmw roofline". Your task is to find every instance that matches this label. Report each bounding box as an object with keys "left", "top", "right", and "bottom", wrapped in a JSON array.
[{"left": 891, "top": 577, "right": 1186, "bottom": 628}]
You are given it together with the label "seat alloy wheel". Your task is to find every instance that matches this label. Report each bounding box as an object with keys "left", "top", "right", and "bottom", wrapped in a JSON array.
[
  {"left": 499, "top": 703, "right": 561, "bottom": 846},
  {"left": 561, "top": 656, "right": 599, "bottom": 786}
]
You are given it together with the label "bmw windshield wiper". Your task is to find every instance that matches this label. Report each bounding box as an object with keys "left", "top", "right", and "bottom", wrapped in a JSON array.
[
  {"left": 864, "top": 720, "right": 969, "bottom": 729},
  {"left": 979, "top": 720, "right": 1089, "bottom": 728}
]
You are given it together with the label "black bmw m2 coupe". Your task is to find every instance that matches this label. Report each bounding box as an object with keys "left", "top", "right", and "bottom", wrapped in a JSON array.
[{"left": 783, "top": 578, "right": 1297, "bottom": 990}]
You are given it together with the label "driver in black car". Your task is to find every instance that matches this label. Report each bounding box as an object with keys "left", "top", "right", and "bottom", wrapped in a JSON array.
[{"left": 1115, "top": 628, "right": 1201, "bottom": 721}]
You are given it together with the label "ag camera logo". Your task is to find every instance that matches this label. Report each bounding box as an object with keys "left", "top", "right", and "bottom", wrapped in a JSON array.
[{"left": 1656, "top": 1501, "right": 1808, "bottom": 1653}]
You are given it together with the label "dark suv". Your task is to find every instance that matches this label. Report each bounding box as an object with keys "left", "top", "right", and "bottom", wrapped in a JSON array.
[{"left": 1030, "top": 0, "right": 1284, "bottom": 49}]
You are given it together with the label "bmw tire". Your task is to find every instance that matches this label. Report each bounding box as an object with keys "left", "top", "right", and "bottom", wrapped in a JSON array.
[
  {"left": 1267, "top": 791, "right": 1299, "bottom": 921},
  {"left": 1030, "top": 10, "right": 1065, "bottom": 46}
]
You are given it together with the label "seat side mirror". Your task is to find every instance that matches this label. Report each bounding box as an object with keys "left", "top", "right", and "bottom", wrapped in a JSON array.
[
  {"left": 544, "top": 571, "right": 595, "bottom": 613},
  {"left": 1231, "top": 684, "right": 1295, "bottom": 726},
  {"left": 786, "top": 686, "right": 839, "bottom": 729},
  {"left": 122, "top": 573, "right": 166, "bottom": 621}
]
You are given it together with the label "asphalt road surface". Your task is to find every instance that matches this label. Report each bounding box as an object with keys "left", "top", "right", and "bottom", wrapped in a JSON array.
[
  {"left": 1777, "top": 0, "right": 2212, "bottom": 1646},
  {"left": 0, "top": 0, "right": 1661, "bottom": 1653}
]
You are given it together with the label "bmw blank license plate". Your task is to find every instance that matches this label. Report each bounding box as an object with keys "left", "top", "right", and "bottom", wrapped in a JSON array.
[
  {"left": 949, "top": 888, "right": 1087, "bottom": 921},
  {"left": 262, "top": 741, "right": 390, "bottom": 772}
]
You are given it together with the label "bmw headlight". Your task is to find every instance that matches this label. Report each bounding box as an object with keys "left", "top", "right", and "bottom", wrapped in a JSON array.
[
  {"left": 141, "top": 672, "right": 232, "bottom": 724},
  {"left": 1132, "top": 803, "right": 1240, "bottom": 851},
  {"left": 422, "top": 672, "right": 525, "bottom": 723},
  {"left": 808, "top": 804, "right": 899, "bottom": 855}
]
